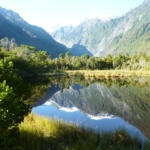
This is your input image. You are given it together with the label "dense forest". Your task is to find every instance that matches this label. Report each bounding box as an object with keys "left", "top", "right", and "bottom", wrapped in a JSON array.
[{"left": 0, "top": 38, "right": 150, "bottom": 78}]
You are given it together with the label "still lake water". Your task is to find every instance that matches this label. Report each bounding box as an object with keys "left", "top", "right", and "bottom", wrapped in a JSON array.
[{"left": 32, "top": 77, "right": 150, "bottom": 142}]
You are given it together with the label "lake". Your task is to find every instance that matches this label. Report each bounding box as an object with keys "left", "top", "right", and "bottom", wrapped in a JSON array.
[{"left": 31, "top": 76, "right": 150, "bottom": 143}]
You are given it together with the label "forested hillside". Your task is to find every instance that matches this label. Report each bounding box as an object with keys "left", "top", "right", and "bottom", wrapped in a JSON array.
[{"left": 0, "top": 7, "right": 68, "bottom": 58}]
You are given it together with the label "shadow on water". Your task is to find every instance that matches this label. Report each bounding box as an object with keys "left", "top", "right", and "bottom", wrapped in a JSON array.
[{"left": 31, "top": 84, "right": 60, "bottom": 107}]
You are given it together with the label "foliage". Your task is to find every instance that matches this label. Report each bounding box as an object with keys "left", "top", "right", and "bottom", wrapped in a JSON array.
[
  {"left": 0, "top": 39, "right": 150, "bottom": 79},
  {"left": 52, "top": 52, "right": 150, "bottom": 71},
  {"left": 0, "top": 52, "right": 32, "bottom": 100},
  {"left": 0, "top": 81, "right": 30, "bottom": 149}
]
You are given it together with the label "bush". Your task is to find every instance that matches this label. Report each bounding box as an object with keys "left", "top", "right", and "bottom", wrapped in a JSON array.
[{"left": 0, "top": 81, "right": 31, "bottom": 149}]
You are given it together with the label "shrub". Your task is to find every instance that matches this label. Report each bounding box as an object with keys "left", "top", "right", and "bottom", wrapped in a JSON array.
[{"left": 0, "top": 81, "right": 30, "bottom": 149}]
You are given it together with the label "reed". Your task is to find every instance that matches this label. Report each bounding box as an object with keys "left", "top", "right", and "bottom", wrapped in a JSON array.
[
  {"left": 17, "top": 113, "right": 150, "bottom": 150},
  {"left": 66, "top": 70, "right": 150, "bottom": 78}
]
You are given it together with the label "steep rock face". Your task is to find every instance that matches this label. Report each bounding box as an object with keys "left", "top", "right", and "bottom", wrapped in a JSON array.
[
  {"left": 52, "top": 0, "right": 150, "bottom": 56},
  {"left": 52, "top": 18, "right": 115, "bottom": 56},
  {"left": 0, "top": 7, "right": 68, "bottom": 57}
]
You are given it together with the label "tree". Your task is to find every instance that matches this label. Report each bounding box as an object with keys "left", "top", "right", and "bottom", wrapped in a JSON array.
[
  {"left": 65, "top": 52, "right": 71, "bottom": 69},
  {"left": 105, "top": 54, "right": 113, "bottom": 69},
  {"left": 59, "top": 54, "right": 65, "bottom": 69},
  {"left": 88, "top": 57, "right": 97, "bottom": 70},
  {"left": 113, "top": 53, "right": 122, "bottom": 69},
  {"left": 82, "top": 54, "right": 90, "bottom": 60}
]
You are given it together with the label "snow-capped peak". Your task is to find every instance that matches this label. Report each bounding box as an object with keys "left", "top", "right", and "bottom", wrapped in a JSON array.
[{"left": 87, "top": 13, "right": 118, "bottom": 22}]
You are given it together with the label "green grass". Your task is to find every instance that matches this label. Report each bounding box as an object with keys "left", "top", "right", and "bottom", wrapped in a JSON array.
[
  {"left": 144, "top": 141, "right": 150, "bottom": 150},
  {"left": 18, "top": 113, "right": 99, "bottom": 150},
  {"left": 17, "top": 113, "right": 150, "bottom": 150},
  {"left": 98, "top": 130, "right": 141, "bottom": 150}
]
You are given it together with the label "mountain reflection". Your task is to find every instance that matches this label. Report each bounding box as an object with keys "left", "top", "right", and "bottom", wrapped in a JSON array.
[{"left": 32, "top": 76, "right": 150, "bottom": 139}]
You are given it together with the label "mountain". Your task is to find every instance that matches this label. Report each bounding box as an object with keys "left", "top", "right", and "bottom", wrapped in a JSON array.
[
  {"left": 51, "top": 0, "right": 150, "bottom": 56},
  {"left": 49, "top": 25, "right": 92, "bottom": 56},
  {"left": 0, "top": 7, "right": 68, "bottom": 58}
]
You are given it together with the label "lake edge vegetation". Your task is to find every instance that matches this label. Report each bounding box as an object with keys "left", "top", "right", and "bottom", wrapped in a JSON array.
[
  {"left": 18, "top": 113, "right": 150, "bottom": 150},
  {"left": 0, "top": 38, "right": 150, "bottom": 149},
  {"left": 1, "top": 38, "right": 150, "bottom": 79}
]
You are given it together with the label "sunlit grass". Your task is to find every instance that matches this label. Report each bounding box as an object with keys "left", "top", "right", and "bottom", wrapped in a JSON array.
[
  {"left": 17, "top": 113, "right": 150, "bottom": 150},
  {"left": 66, "top": 70, "right": 150, "bottom": 78},
  {"left": 18, "top": 113, "right": 99, "bottom": 150}
]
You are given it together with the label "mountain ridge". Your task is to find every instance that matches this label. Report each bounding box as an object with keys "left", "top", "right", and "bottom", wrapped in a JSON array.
[
  {"left": 51, "top": 0, "right": 150, "bottom": 56},
  {"left": 0, "top": 6, "right": 69, "bottom": 57}
]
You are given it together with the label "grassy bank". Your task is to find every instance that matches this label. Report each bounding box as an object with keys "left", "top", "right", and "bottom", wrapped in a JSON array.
[
  {"left": 66, "top": 70, "right": 150, "bottom": 78},
  {"left": 37, "top": 70, "right": 150, "bottom": 78},
  {"left": 17, "top": 113, "right": 150, "bottom": 150}
]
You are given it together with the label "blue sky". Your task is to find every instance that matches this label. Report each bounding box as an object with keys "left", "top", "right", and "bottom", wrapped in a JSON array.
[{"left": 0, "top": 0, "right": 144, "bottom": 31}]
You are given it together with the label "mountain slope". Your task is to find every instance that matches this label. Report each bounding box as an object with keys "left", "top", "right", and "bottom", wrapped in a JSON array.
[
  {"left": 0, "top": 7, "right": 68, "bottom": 57},
  {"left": 51, "top": 0, "right": 150, "bottom": 56},
  {"left": 107, "top": 0, "right": 150, "bottom": 55}
]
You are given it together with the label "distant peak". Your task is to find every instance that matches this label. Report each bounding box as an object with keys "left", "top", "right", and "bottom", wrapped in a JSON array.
[
  {"left": 45, "top": 24, "right": 74, "bottom": 33},
  {"left": 0, "top": 6, "right": 25, "bottom": 24},
  {"left": 140, "top": 0, "right": 150, "bottom": 7},
  {"left": 87, "top": 13, "right": 118, "bottom": 22}
]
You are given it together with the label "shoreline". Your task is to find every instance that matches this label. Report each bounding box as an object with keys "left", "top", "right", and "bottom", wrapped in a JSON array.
[{"left": 18, "top": 113, "right": 150, "bottom": 150}]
